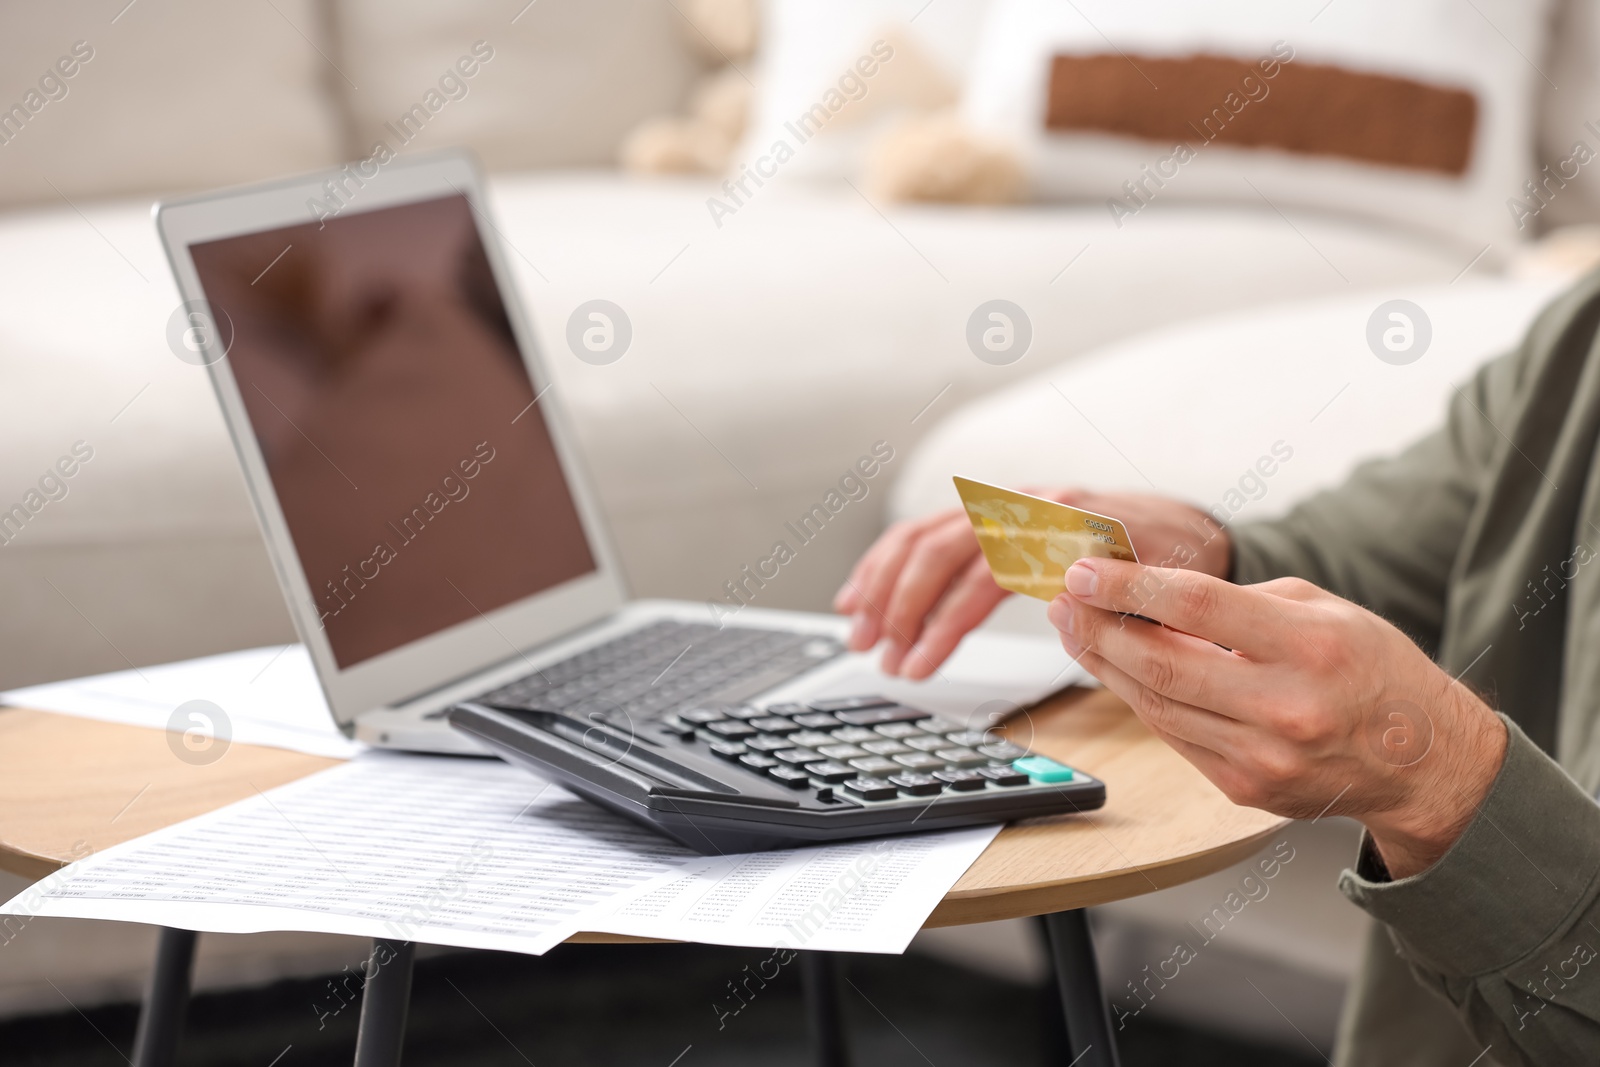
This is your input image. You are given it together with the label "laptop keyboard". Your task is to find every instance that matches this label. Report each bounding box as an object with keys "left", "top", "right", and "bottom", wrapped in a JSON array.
[{"left": 471, "top": 620, "right": 844, "bottom": 726}]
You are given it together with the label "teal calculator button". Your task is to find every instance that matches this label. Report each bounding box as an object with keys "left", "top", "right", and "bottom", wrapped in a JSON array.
[{"left": 1013, "top": 755, "right": 1076, "bottom": 783}]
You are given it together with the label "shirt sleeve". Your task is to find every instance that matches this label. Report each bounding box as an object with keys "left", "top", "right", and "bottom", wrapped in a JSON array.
[
  {"left": 1339, "top": 716, "right": 1600, "bottom": 1067},
  {"left": 1229, "top": 346, "right": 1521, "bottom": 656}
]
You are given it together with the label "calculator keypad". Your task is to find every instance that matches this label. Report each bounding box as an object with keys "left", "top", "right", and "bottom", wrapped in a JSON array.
[{"left": 675, "top": 699, "right": 1079, "bottom": 803}]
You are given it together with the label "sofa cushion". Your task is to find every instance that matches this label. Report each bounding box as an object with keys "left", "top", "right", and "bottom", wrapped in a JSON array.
[
  {"left": 333, "top": 0, "right": 704, "bottom": 170},
  {"left": 0, "top": 1, "right": 343, "bottom": 209},
  {"left": 890, "top": 276, "right": 1565, "bottom": 537},
  {"left": 0, "top": 175, "right": 1483, "bottom": 686}
]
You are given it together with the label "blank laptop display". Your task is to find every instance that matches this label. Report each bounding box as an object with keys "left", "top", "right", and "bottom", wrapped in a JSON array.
[{"left": 188, "top": 194, "right": 596, "bottom": 667}]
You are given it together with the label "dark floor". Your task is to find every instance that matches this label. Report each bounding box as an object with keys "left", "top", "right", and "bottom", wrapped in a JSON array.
[{"left": 5, "top": 941, "right": 1324, "bottom": 1066}]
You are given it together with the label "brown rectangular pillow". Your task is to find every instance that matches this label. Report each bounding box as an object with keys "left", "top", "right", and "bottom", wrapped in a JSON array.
[{"left": 1045, "top": 52, "right": 1477, "bottom": 175}]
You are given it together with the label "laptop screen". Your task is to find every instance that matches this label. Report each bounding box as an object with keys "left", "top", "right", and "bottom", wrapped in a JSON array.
[{"left": 189, "top": 194, "right": 597, "bottom": 669}]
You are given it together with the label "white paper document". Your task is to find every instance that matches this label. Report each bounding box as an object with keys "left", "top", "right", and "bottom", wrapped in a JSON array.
[
  {"left": 1, "top": 644, "right": 357, "bottom": 758},
  {"left": 4, "top": 751, "right": 1000, "bottom": 955},
  {"left": 590, "top": 825, "right": 999, "bottom": 953},
  {"left": 8, "top": 754, "right": 691, "bottom": 955}
]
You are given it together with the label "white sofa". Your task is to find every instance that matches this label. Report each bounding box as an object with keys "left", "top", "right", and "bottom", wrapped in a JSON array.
[
  {"left": 4, "top": 0, "right": 1599, "bottom": 1051},
  {"left": 5, "top": 1, "right": 1571, "bottom": 691},
  {"left": 0, "top": 179, "right": 1487, "bottom": 688}
]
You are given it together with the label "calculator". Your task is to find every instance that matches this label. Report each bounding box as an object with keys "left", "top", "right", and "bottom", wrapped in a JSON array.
[{"left": 449, "top": 695, "right": 1105, "bottom": 853}]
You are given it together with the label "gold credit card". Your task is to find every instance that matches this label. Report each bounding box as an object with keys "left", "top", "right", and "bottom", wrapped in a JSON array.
[{"left": 953, "top": 476, "right": 1139, "bottom": 601}]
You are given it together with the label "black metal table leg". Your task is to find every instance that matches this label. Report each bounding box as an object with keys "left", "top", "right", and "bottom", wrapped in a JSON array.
[
  {"left": 353, "top": 939, "right": 416, "bottom": 1067},
  {"left": 131, "top": 926, "right": 198, "bottom": 1067},
  {"left": 800, "top": 951, "right": 850, "bottom": 1067},
  {"left": 1043, "top": 910, "right": 1121, "bottom": 1067}
]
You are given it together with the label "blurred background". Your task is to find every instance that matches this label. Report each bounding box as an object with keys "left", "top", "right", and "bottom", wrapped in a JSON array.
[{"left": 3, "top": 0, "right": 1597, "bottom": 1062}]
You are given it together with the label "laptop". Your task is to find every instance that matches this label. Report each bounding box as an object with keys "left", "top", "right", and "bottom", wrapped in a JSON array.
[{"left": 153, "top": 149, "right": 1080, "bottom": 759}]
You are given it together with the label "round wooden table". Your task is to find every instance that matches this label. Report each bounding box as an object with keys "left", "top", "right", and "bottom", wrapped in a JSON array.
[{"left": 0, "top": 688, "right": 1285, "bottom": 1067}]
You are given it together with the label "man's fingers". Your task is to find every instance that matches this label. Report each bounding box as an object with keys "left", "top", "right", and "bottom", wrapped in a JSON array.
[
  {"left": 876, "top": 517, "right": 985, "bottom": 666},
  {"left": 1074, "top": 640, "right": 1292, "bottom": 812},
  {"left": 896, "top": 557, "right": 1008, "bottom": 679},
  {"left": 1070, "top": 641, "right": 1246, "bottom": 756},
  {"left": 1064, "top": 557, "right": 1286, "bottom": 655},
  {"left": 835, "top": 519, "right": 913, "bottom": 614},
  {"left": 838, "top": 520, "right": 926, "bottom": 650},
  {"left": 1055, "top": 598, "right": 1263, "bottom": 717},
  {"left": 1253, "top": 575, "right": 1327, "bottom": 603}
]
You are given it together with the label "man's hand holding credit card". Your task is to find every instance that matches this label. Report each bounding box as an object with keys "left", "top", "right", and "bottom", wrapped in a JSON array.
[
  {"left": 839, "top": 467, "right": 1509, "bottom": 895},
  {"left": 834, "top": 480, "right": 1230, "bottom": 679},
  {"left": 952, "top": 476, "right": 1139, "bottom": 600}
]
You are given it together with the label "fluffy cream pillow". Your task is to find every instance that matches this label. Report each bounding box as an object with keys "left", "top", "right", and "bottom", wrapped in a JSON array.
[{"left": 735, "top": 0, "right": 992, "bottom": 183}]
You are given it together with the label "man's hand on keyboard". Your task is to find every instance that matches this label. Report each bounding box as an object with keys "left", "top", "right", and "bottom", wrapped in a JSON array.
[{"left": 835, "top": 489, "right": 1231, "bottom": 679}]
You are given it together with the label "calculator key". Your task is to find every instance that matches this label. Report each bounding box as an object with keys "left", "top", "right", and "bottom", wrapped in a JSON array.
[
  {"left": 848, "top": 756, "right": 901, "bottom": 776},
  {"left": 658, "top": 716, "right": 697, "bottom": 739},
  {"left": 944, "top": 730, "right": 997, "bottom": 748},
  {"left": 978, "top": 741, "right": 1028, "bottom": 761},
  {"left": 789, "top": 731, "right": 837, "bottom": 748},
  {"left": 792, "top": 712, "right": 841, "bottom": 729},
  {"left": 861, "top": 739, "right": 911, "bottom": 756},
  {"left": 979, "top": 766, "right": 1031, "bottom": 787},
  {"left": 746, "top": 735, "right": 792, "bottom": 752},
  {"left": 892, "top": 752, "right": 946, "bottom": 772},
  {"left": 874, "top": 722, "right": 926, "bottom": 739},
  {"left": 887, "top": 773, "right": 943, "bottom": 796},
  {"left": 905, "top": 735, "right": 948, "bottom": 752},
  {"left": 764, "top": 702, "right": 809, "bottom": 716},
  {"left": 806, "top": 761, "right": 855, "bottom": 783},
  {"left": 830, "top": 727, "right": 879, "bottom": 744},
  {"left": 739, "top": 753, "right": 779, "bottom": 770},
  {"left": 706, "top": 720, "right": 758, "bottom": 739},
  {"left": 808, "top": 695, "right": 895, "bottom": 713},
  {"left": 749, "top": 717, "right": 800, "bottom": 734},
  {"left": 842, "top": 777, "right": 899, "bottom": 801},
  {"left": 723, "top": 705, "right": 768, "bottom": 720},
  {"left": 817, "top": 743, "right": 868, "bottom": 760},
  {"left": 935, "top": 747, "right": 988, "bottom": 767},
  {"left": 835, "top": 704, "right": 934, "bottom": 726},
  {"left": 933, "top": 768, "right": 988, "bottom": 791},
  {"left": 680, "top": 707, "right": 727, "bottom": 724},
  {"left": 1013, "top": 755, "right": 1076, "bottom": 783},
  {"left": 774, "top": 748, "right": 824, "bottom": 765},
  {"left": 709, "top": 740, "right": 748, "bottom": 759},
  {"left": 768, "top": 766, "right": 813, "bottom": 788}
]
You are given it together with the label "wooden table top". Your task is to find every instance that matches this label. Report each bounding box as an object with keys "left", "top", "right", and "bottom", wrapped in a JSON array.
[{"left": 0, "top": 688, "right": 1286, "bottom": 935}]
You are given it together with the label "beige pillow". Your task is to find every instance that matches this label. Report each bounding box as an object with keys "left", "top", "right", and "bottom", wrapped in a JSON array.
[
  {"left": 0, "top": 1, "right": 343, "bottom": 208},
  {"left": 335, "top": 0, "right": 703, "bottom": 170}
]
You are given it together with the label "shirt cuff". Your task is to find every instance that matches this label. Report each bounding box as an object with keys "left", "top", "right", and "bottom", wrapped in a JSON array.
[{"left": 1339, "top": 715, "right": 1600, "bottom": 977}]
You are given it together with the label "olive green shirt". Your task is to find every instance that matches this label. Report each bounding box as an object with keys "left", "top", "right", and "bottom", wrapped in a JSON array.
[{"left": 1232, "top": 269, "right": 1600, "bottom": 1067}]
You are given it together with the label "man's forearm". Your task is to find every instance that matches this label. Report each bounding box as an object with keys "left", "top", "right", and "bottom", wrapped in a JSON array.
[{"left": 1341, "top": 718, "right": 1600, "bottom": 1066}]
